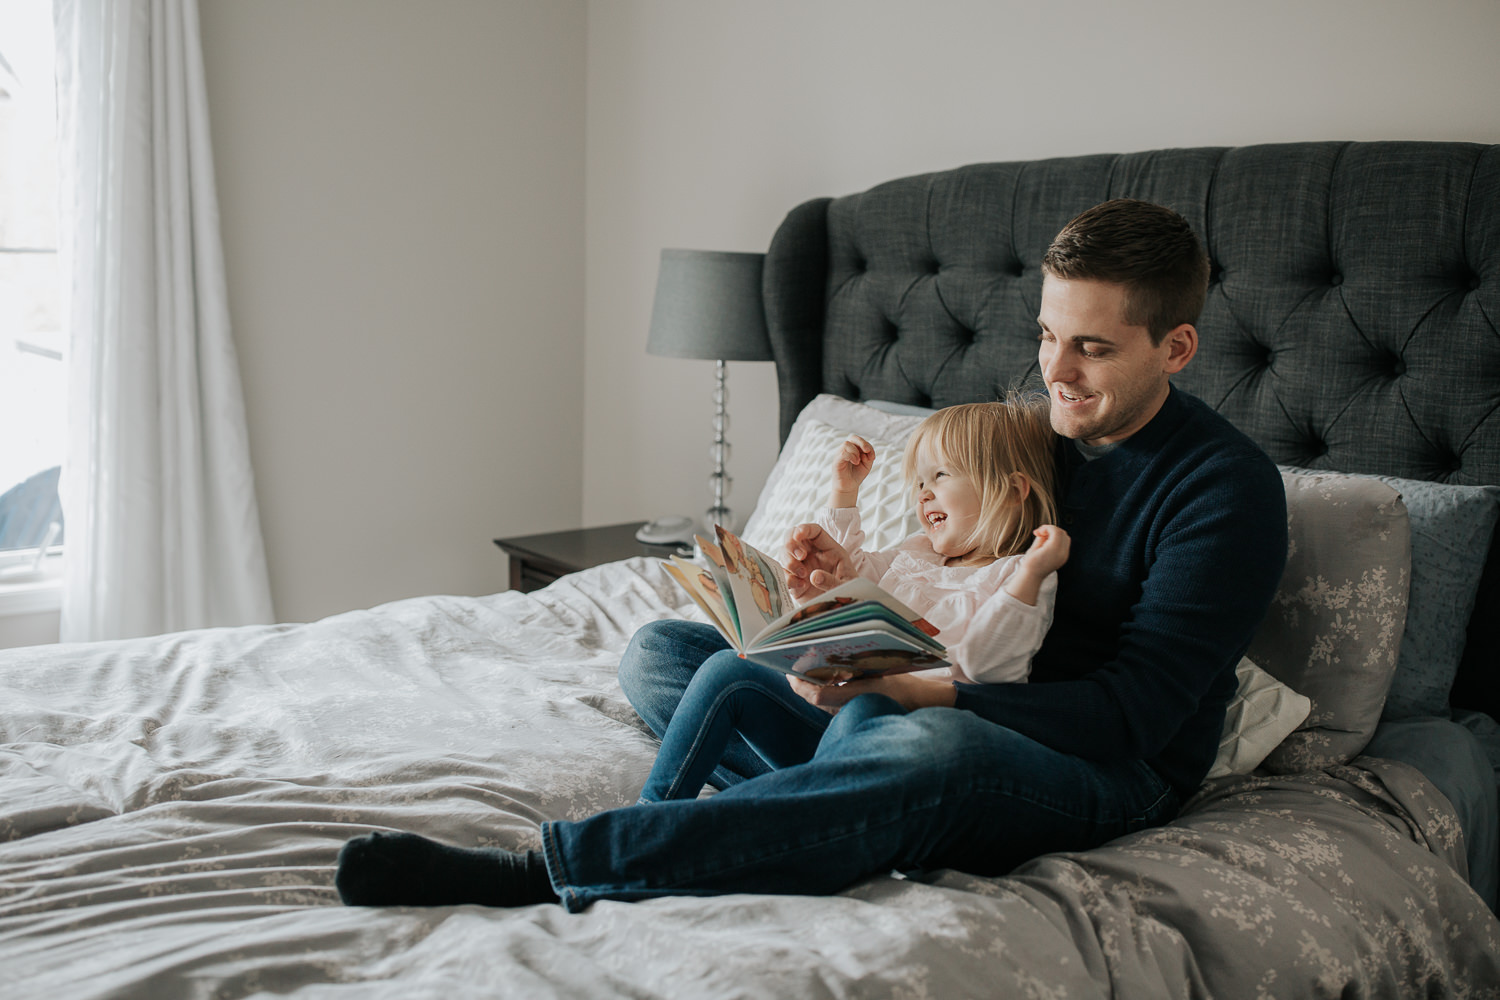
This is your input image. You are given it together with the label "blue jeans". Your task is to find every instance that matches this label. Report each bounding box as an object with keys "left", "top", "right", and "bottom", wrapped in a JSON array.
[
  {"left": 541, "top": 620, "right": 1180, "bottom": 912},
  {"left": 636, "top": 629, "right": 832, "bottom": 802},
  {"left": 619, "top": 620, "right": 777, "bottom": 790}
]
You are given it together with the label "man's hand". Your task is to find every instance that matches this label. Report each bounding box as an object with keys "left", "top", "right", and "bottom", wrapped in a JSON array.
[
  {"left": 787, "top": 672, "right": 958, "bottom": 713},
  {"left": 784, "top": 523, "right": 858, "bottom": 600}
]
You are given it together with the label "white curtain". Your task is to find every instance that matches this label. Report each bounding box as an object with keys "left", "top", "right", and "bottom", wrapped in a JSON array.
[{"left": 53, "top": 0, "right": 273, "bottom": 641}]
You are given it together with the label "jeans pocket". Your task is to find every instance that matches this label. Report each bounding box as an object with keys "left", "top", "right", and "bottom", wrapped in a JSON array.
[{"left": 1122, "top": 763, "right": 1180, "bottom": 834}]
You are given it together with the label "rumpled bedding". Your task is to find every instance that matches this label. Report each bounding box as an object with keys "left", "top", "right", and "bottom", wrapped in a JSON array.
[{"left": 1, "top": 558, "right": 1497, "bottom": 998}]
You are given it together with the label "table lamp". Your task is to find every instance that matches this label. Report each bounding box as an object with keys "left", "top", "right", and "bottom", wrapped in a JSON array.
[{"left": 642, "top": 248, "right": 772, "bottom": 541}]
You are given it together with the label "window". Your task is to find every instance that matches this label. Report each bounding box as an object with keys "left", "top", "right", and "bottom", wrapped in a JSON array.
[{"left": 0, "top": 0, "right": 65, "bottom": 590}]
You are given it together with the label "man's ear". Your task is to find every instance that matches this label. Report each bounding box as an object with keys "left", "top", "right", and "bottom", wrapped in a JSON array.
[{"left": 1163, "top": 323, "right": 1198, "bottom": 374}]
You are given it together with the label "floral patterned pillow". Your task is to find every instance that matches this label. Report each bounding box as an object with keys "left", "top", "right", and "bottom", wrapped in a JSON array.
[{"left": 1250, "top": 470, "right": 1411, "bottom": 773}]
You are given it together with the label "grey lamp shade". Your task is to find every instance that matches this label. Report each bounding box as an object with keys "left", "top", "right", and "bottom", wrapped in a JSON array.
[{"left": 646, "top": 249, "right": 773, "bottom": 362}]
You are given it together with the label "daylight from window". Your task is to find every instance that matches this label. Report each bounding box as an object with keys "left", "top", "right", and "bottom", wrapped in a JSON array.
[{"left": 0, "top": 0, "right": 65, "bottom": 562}]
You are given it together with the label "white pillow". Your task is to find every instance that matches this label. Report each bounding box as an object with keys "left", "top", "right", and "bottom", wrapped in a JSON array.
[
  {"left": 1206, "top": 657, "right": 1313, "bottom": 780},
  {"left": 741, "top": 395, "right": 927, "bottom": 556}
]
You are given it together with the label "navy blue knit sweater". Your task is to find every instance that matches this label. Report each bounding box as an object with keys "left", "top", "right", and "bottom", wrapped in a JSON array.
[{"left": 953, "top": 387, "right": 1288, "bottom": 794}]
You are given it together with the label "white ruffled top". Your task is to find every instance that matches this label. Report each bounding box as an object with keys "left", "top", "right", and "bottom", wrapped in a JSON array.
[{"left": 816, "top": 507, "right": 1056, "bottom": 685}]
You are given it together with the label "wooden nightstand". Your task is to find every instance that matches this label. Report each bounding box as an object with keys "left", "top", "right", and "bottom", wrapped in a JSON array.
[{"left": 493, "top": 521, "right": 691, "bottom": 593}]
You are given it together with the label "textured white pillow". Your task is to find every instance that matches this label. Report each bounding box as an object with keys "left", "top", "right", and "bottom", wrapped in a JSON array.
[
  {"left": 1206, "top": 657, "right": 1313, "bottom": 780},
  {"left": 740, "top": 395, "right": 926, "bottom": 557}
]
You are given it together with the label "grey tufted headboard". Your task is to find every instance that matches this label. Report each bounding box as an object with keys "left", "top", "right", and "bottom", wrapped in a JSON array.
[{"left": 762, "top": 140, "right": 1499, "bottom": 717}]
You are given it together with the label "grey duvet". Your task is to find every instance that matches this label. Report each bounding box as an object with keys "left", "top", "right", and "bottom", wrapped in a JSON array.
[{"left": 2, "top": 559, "right": 1497, "bottom": 998}]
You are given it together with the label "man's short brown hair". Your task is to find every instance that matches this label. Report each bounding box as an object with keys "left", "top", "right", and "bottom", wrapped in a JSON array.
[{"left": 1041, "top": 199, "right": 1210, "bottom": 344}]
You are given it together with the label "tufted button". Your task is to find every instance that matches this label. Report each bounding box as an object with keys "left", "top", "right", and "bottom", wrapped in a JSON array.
[
  {"left": 1006, "top": 259, "right": 1025, "bottom": 278},
  {"left": 1471, "top": 273, "right": 1483, "bottom": 291},
  {"left": 1209, "top": 261, "right": 1224, "bottom": 284},
  {"left": 1329, "top": 273, "right": 1343, "bottom": 286},
  {"left": 1390, "top": 355, "right": 1407, "bottom": 377},
  {"left": 1307, "top": 439, "right": 1329, "bottom": 458}
]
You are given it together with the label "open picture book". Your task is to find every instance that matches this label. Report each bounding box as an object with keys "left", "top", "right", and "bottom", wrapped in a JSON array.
[{"left": 660, "top": 525, "right": 948, "bottom": 683}]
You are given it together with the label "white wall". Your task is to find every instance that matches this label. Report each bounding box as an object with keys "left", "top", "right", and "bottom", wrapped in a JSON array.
[
  {"left": 0, "top": 606, "right": 58, "bottom": 649},
  {"left": 197, "top": 0, "right": 587, "bottom": 623},
  {"left": 5, "top": 0, "right": 1499, "bottom": 648},
  {"left": 583, "top": 0, "right": 1500, "bottom": 532}
]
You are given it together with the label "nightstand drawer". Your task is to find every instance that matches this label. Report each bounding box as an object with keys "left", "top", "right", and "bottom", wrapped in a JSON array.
[
  {"left": 494, "top": 521, "right": 688, "bottom": 594},
  {"left": 513, "top": 558, "right": 572, "bottom": 593}
]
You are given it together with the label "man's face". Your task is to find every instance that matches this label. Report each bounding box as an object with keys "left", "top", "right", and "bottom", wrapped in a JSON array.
[{"left": 1037, "top": 276, "right": 1195, "bottom": 446}]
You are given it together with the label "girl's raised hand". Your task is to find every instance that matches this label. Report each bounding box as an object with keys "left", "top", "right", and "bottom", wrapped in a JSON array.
[
  {"left": 830, "top": 434, "right": 875, "bottom": 507},
  {"left": 1023, "top": 524, "right": 1071, "bottom": 577}
]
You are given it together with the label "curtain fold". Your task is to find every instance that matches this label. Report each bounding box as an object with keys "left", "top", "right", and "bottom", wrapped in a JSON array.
[{"left": 53, "top": 0, "right": 273, "bottom": 641}]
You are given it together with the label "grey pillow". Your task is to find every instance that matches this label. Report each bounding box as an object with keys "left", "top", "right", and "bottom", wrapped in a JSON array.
[
  {"left": 1250, "top": 469, "right": 1411, "bottom": 773},
  {"left": 1369, "top": 476, "right": 1499, "bottom": 720}
]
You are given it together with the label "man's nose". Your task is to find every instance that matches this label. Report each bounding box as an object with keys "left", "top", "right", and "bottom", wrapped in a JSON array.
[{"left": 1041, "top": 349, "right": 1073, "bottom": 384}]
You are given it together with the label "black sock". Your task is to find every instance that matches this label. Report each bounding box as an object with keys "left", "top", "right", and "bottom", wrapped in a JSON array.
[{"left": 335, "top": 831, "right": 559, "bottom": 908}]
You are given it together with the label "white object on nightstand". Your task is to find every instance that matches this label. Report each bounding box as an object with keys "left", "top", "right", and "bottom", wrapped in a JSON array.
[{"left": 635, "top": 516, "right": 698, "bottom": 546}]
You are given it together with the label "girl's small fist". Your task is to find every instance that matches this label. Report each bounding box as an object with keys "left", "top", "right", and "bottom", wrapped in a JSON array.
[
  {"left": 1025, "top": 524, "right": 1071, "bottom": 576},
  {"left": 832, "top": 434, "right": 876, "bottom": 490}
]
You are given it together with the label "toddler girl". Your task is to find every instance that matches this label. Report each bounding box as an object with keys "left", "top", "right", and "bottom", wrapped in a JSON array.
[{"left": 633, "top": 394, "right": 1069, "bottom": 803}]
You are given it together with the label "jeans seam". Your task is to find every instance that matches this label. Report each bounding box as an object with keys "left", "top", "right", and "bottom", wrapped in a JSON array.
[
  {"left": 645, "top": 779, "right": 957, "bottom": 891},
  {"left": 540, "top": 822, "right": 580, "bottom": 912},
  {"left": 962, "top": 766, "right": 1176, "bottom": 828},
  {"left": 648, "top": 803, "right": 906, "bottom": 893}
]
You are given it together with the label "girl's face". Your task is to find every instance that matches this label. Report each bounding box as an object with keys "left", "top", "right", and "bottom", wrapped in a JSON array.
[{"left": 911, "top": 439, "right": 984, "bottom": 561}]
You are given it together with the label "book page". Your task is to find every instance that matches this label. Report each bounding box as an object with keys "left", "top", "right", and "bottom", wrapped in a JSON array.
[
  {"left": 742, "top": 629, "right": 948, "bottom": 684},
  {"left": 693, "top": 534, "right": 744, "bottom": 641},
  {"left": 762, "top": 599, "right": 945, "bottom": 652},
  {"left": 713, "top": 525, "right": 794, "bottom": 645},
  {"left": 752, "top": 576, "right": 941, "bottom": 647},
  {"left": 663, "top": 556, "right": 740, "bottom": 648}
]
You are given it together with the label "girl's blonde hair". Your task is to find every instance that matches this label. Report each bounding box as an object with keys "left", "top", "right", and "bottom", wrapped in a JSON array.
[{"left": 901, "top": 394, "right": 1058, "bottom": 560}]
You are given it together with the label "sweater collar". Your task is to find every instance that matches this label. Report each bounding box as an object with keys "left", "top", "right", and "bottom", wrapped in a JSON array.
[
  {"left": 1115, "top": 383, "right": 1189, "bottom": 456},
  {"left": 1061, "top": 384, "right": 1190, "bottom": 470}
]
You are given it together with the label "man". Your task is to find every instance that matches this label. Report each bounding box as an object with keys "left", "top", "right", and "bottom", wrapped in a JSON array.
[{"left": 335, "top": 199, "right": 1288, "bottom": 912}]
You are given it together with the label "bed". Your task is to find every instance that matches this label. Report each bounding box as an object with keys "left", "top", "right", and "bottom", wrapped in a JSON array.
[{"left": 3, "top": 140, "right": 1499, "bottom": 997}]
